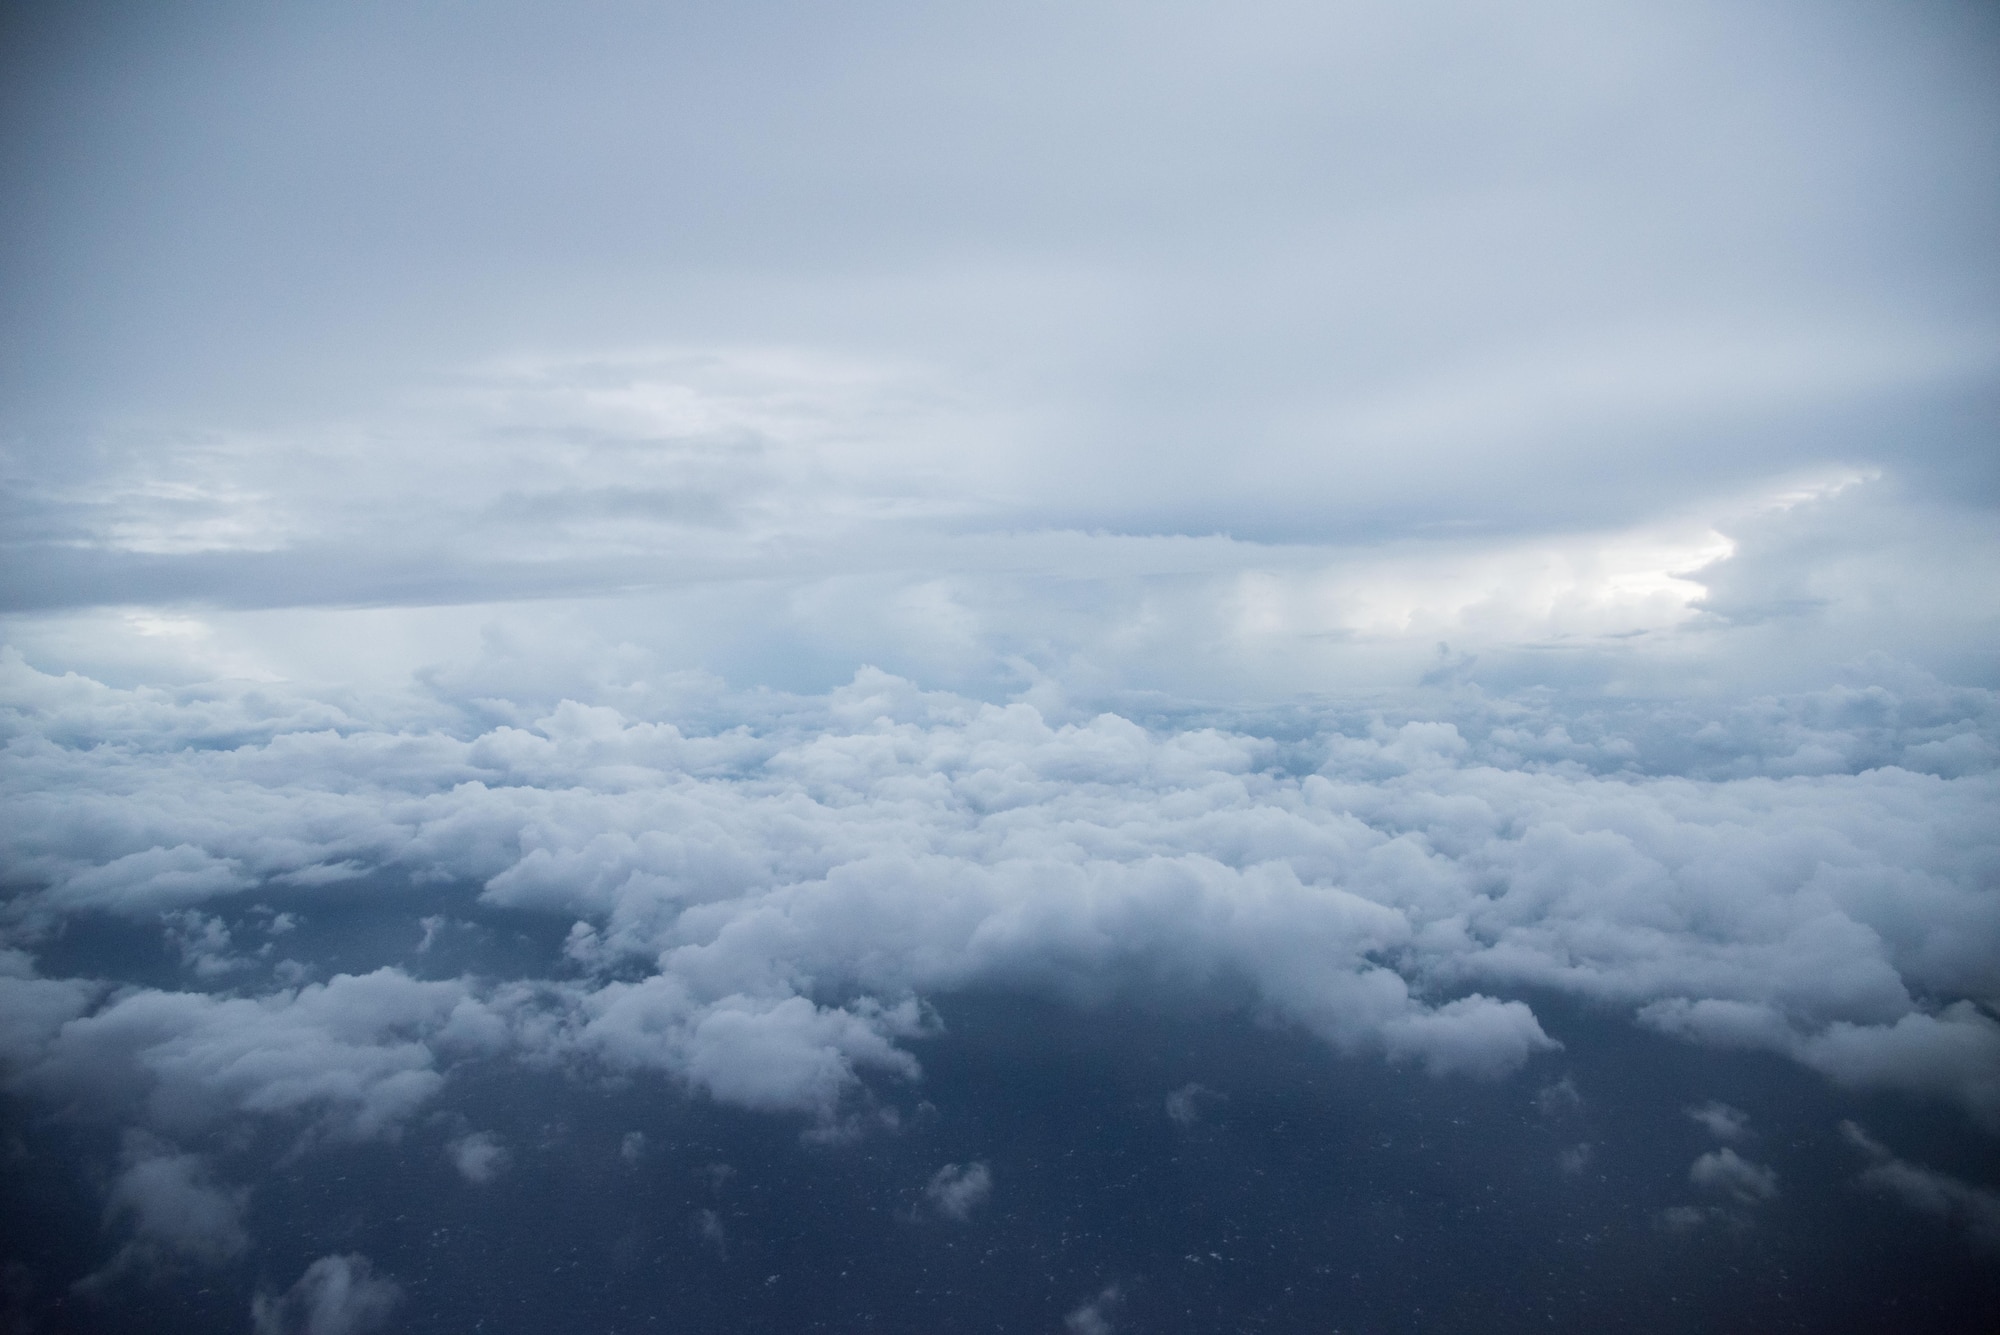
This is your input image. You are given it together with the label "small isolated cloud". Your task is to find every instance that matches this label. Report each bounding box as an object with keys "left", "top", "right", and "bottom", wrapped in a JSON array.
[
  {"left": 1690, "top": 1147, "right": 1778, "bottom": 1205},
  {"left": 1656, "top": 1204, "right": 1725, "bottom": 1234},
  {"left": 250, "top": 1253, "right": 401, "bottom": 1335},
  {"left": 923, "top": 1162, "right": 992, "bottom": 1222},
  {"left": 1065, "top": 1282, "right": 1125, "bottom": 1335},
  {"left": 1535, "top": 1076, "right": 1582, "bottom": 1118},
  {"left": 799, "top": 1099, "right": 907, "bottom": 1147},
  {"left": 163, "top": 912, "right": 249, "bottom": 979},
  {"left": 446, "top": 1131, "right": 510, "bottom": 1185},
  {"left": 619, "top": 1131, "right": 646, "bottom": 1166},
  {"left": 1841, "top": 1121, "right": 2000, "bottom": 1251},
  {"left": 415, "top": 915, "right": 445, "bottom": 953},
  {"left": 1686, "top": 1101, "right": 1751, "bottom": 1142},
  {"left": 1557, "top": 1143, "right": 1593, "bottom": 1177},
  {"left": 1164, "top": 1083, "right": 1225, "bottom": 1128},
  {"left": 693, "top": 1208, "right": 727, "bottom": 1258}
]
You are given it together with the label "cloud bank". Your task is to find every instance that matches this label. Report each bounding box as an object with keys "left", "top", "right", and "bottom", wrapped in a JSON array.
[{"left": 4, "top": 654, "right": 1996, "bottom": 1141}]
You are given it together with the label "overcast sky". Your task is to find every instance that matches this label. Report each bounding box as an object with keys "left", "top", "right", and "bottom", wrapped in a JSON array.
[
  {"left": 3, "top": 0, "right": 1997, "bottom": 702},
  {"left": 3, "top": 4, "right": 1998, "bottom": 1332}
]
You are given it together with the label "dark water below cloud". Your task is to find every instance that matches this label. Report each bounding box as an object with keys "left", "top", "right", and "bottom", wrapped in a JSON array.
[{"left": 7, "top": 986, "right": 1995, "bottom": 1334}]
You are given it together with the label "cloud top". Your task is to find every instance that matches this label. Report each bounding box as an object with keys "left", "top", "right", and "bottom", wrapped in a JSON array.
[{"left": 3, "top": 657, "right": 1996, "bottom": 1136}]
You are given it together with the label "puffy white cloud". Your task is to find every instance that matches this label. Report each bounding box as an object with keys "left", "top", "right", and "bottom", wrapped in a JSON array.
[
  {"left": 560, "top": 981, "right": 928, "bottom": 1118},
  {"left": 1690, "top": 1148, "right": 1778, "bottom": 1205},
  {"left": 923, "top": 1162, "right": 992, "bottom": 1222},
  {"left": 1686, "top": 1101, "right": 1750, "bottom": 1142},
  {"left": 7, "top": 969, "right": 505, "bottom": 1139},
  {"left": 251, "top": 1254, "right": 402, "bottom": 1335},
  {"left": 1381, "top": 995, "right": 1560, "bottom": 1080}
]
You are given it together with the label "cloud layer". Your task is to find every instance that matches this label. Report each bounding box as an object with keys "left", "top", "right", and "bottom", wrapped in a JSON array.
[{"left": 5, "top": 655, "right": 1996, "bottom": 1140}]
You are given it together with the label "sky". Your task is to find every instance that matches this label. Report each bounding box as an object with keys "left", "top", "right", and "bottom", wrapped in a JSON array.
[{"left": 1, "top": 2, "right": 1998, "bottom": 1332}]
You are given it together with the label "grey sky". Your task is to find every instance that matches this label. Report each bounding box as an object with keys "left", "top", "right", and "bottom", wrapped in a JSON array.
[{"left": 1, "top": 0, "right": 1996, "bottom": 699}]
